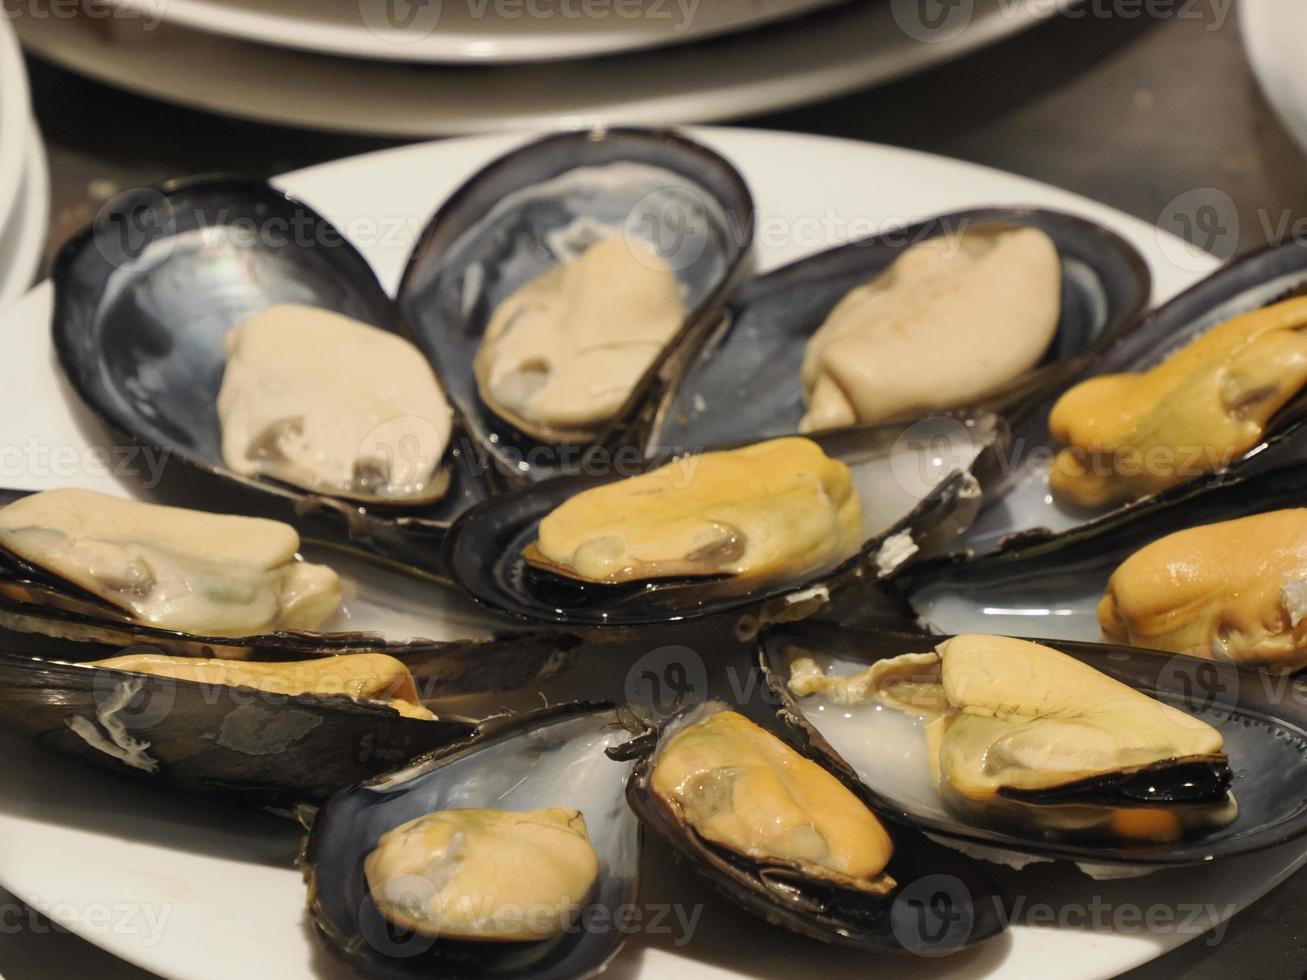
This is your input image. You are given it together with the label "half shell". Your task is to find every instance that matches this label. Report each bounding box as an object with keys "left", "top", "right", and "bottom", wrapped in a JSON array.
[
  {"left": 397, "top": 128, "right": 754, "bottom": 484},
  {"left": 304, "top": 703, "right": 643, "bottom": 980},
  {"left": 645, "top": 208, "right": 1150, "bottom": 452},
  {"left": 52, "top": 177, "right": 487, "bottom": 578},
  {"left": 443, "top": 412, "right": 1005, "bottom": 629},
  {"left": 760, "top": 622, "right": 1307, "bottom": 869}
]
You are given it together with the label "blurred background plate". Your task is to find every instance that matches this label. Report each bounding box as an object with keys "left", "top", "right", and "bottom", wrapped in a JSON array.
[
  {"left": 1241, "top": 0, "right": 1307, "bottom": 156},
  {"left": 0, "top": 15, "right": 30, "bottom": 247},
  {"left": 0, "top": 123, "right": 50, "bottom": 311},
  {"left": 14, "top": 0, "right": 1074, "bottom": 136},
  {"left": 106, "top": 0, "right": 854, "bottom": 64}
]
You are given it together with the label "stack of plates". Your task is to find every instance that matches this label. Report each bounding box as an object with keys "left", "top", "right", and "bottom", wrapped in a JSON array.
[
  {"left": 0, "top": 14, "right": 48, "bottom": 312},
  {"left": 12, "top": 0, "right": 1075, "bottom": 136}
]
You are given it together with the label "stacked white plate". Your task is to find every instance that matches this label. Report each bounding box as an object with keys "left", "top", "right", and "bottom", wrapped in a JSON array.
[
  {"left": 0, "top": 13, "right": 48, "bottom": 312},
  {"left": 12, "top": 0, "right": 1076, "bottom": 136}
]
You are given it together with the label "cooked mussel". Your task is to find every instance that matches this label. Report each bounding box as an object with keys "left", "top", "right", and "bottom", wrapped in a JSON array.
[
  {"left": 645, "top": 208, "right": 1149, "bottom": 453},
  {"left": 397, "top": 127, "right": 754, "bottom": 484},
  {"left": 443, "top": 412, "right": 1005, "bottom": 629},
  {"left": 962, "top": 239, "right": 1307, "bottom": 554},
  {"left": 615, "top": 699, "right": 1009, "bottom": 953},
  {"left": 901, "top": 461, "right": 1307, "bottom": 673},
  {"left": 304, "top": 703, "right": 643, "bottom": 979},
  {"left": 53, "top": 176, "right": 488, "bottom": 577},
  {"left": 761, "top": 622, "right": 1307, "bottom": 869},
  {"left": 0, "top": 487, "right": 536, "bottom": 658}
]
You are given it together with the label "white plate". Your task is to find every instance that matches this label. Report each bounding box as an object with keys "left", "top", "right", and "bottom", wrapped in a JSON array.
[
  {"left": 1242, "top": 0, "right": 1307, "bottom": 155},
  {"left": 18, "top": 0, "right": 1071, "bottom": 136},
  {"left": 107, "top": 0, "right": 850, "bottom": 64},
  {"left": 0, "top": 128, "right": 1264, "bottom": 980},
  {"left": 0, "top": 120, "right": 49, "bottom": 311},
  {"left": 0, "top": 15, "right": 30, "bottom": 240}
]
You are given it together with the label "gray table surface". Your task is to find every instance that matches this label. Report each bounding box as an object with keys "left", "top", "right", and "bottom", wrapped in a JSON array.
[{"left": 6, "top": 5, "right": 1307, "bottom": 979}]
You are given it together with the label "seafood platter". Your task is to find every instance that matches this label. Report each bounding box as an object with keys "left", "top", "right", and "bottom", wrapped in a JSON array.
[{"left": 5, "top": 126, "right": 1307, "bottom": 977}]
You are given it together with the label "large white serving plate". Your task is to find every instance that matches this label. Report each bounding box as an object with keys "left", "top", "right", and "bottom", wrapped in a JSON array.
[
  {"left": 16, "top": 0, "right": 1072, "bottom": 136},
  {"left": 0, "top": 14, "right": 30, "bottom": 246},
  {"left": 0, "top": 128, "right": 1278, "bottom": 980},
  {"left": 106, "top": 0, "right": 850, "bottom": 64}
]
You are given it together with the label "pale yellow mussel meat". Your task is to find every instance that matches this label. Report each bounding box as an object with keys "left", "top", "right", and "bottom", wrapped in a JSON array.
[
  {"left": 1049, "top": 295, "right": 1307, "bottom": 508},
  {"left": 650, "top": 710, "right": 894, "bottom": 894},
  {"left": 799, "top": 226, "right": 1061, "bottom": 432},
  {"left": 789, "top": 635, "right": 1236, "bottom": 841},
  {"left": 0, "top": 489, "right": 341, "bottom": 637},
  {"left": 364, "top": 807, "right": 600, "bottom": 940},
  {"left": 218, "top": 303, "right": 453, "bottom": 503},
  {"left": 89, "top": 651, "right": 435, "bottom": 719},
  {"left": 1100, "top": 509, "right": 1307, "bottom": 673},
  {"left": 475, "top": 237, "right": 685, "bottom": 442},
  {"left": 526, "top": 436, "right": 863, "bottom": 586}
]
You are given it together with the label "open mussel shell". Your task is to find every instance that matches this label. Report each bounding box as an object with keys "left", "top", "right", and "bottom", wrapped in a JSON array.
[
  {"left": 0, "top": 488, "right": 560, "bottom": 669},
  {"left": 614, "top": 699, "right": 1009, "bottom": 954},
  {"left": 645, "top": 207, "right": 1150, "bottom": 452},
  {"left": 760, "top": 621, "right": 1307, "bottom": 869},
  {"left": 397, "top": 127, "right": 754, "bottom": 485},
  {"left": 901, "top": 461, "right": 1307, "bottom": 644},
  {"left": 963, "top": 238, "right": 1307, "bottom": 554},
  {"left": 0, "top": 638, "right": 477, "bottom": 810},
  {"left": 443, "top": 412, "right": 1006, "bottom": 629},
  {"left": 304, "top": 703, "right": 644, "bottom": 980},
  {"left": 52, "top": 176, "right": 488, "bottom": 578}
]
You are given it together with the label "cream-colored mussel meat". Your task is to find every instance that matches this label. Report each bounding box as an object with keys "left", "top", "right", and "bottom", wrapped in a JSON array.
[
  {"left": 218, "top": 304, "right": 453, "bottom": 503},
  {"left": 789, "top": 635, "right": 1236, "bottom": 841},
  {"left": 90, "top": 651, "right": 435, "bottom": 719},
  {"left": 526, "top": 437, "right": 862, "bottom": 585},
  {"left": 0, "top": 489, "right": 341, "bottom": 636},
  {"left": 799, "top": 227, "right": 1061, "bottom": 432},
  {"left": 365, "top": 807, "right": 600, "bottom": 940},
  {"left": 1100, "top": 509, "right": 1307, "bottom": 673},
  {"left": 651, "top": 710, "right": 894, "bottom": 893},
  {"left": 474, "top": 236, "right": 685, "bottom": 442},
  {"left": 1049, "top": 295, "right": 1307, "bottom": 508}
]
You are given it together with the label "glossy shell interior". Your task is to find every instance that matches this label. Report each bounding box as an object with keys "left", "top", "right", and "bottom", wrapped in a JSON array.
[
  {"left": 646, "top": 208, "right": 1150, "bottom": 452},
  {"left": 759, "top": 621, "right": 1307, "bottom": 869},
  {"left": 397, "top": 128, "right": 755, "bottom": 484},
  {"left": 962, "top": 239, "right": 1307, "bottom": 555},
  {"left": 443, "top": 413, "right": 1005, "bottom": 628},
  {"left": 304, "top": 704, "right": 644, "bottom": 980},
  {"left": 52, "top": 177, "right": 488, "bottom": 578}
]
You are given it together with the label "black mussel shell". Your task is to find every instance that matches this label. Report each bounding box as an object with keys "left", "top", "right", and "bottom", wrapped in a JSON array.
[
  {"left": 52, "top": 176, "right": 488, "bottom": 578},
  {"left": 645, "top": 207, "right": 1150, "bottom": 453},
  {"left": 760, "top": 621, "right": 1307, "bottom": 868},
  {"left": 442, "top": 413, "right": 1006, "bottom": 629},
  {"left": 963, "top": 239, "right": 1307, "bottom": 554},
  {"left": 613, "top": 699, "right": 1009, "bottom": 954},
  {"left": 900, "top": 461, "right": 1307, "bottom": 645},
  {"left": 0, "top": 641, "right": 476, "bottom": 809},
  {"left": 397, "top": 127, "right": 754, "bottom": 485},
  {"left": 304, "top": 703, "right": 644, "bottom": 980}
]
